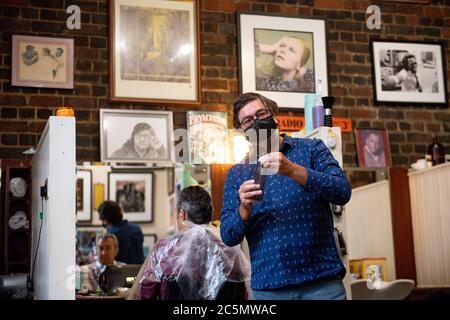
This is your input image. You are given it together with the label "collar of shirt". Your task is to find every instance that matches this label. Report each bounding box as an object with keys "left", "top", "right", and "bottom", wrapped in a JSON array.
[{"left": 279, "top": 133, "right": 295, "bottom": 152}]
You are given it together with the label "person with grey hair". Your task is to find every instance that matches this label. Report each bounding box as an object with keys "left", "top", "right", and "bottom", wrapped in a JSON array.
[
  {"left": 132, "top": 186, "right": 250, "bottom": 300},
  {"left": 86, "top": 233, "right": 125, "bottom": 291},
  {"left": 111, "top": 122, "right": 167, "bottom": 160}
]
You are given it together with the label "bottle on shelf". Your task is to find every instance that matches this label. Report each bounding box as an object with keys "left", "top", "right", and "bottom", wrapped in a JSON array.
[
  {"left": 312, "top": 78, "right": 324, "bottom": 129},
  {"left": 427, "top": 136, "right": 445, "bottom": 166},
  {"left": 304, "top": 94, "right": 315, "bottom": 134}
]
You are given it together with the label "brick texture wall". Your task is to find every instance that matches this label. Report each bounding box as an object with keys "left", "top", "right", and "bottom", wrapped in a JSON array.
[{"left": 0, "top": 0, "right": 449, "bottom": 167}]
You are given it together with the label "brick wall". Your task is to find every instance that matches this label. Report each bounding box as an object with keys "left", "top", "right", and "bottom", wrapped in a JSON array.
[{"left": 0, "top": 0, "right": 449, "bottom": 167}]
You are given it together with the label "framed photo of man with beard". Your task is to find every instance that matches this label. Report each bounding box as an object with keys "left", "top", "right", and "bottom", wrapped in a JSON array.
[
  {"left": 108, "top": 171, "right": 153, "bottom": 223},
  {"left": 100, "top": 109, "right": 174, "bottom": 164}
]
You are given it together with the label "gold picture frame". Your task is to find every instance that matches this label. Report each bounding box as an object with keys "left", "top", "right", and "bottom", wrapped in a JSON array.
[{"left": 108, "top": 0, "right": 201, "bottom": 106}]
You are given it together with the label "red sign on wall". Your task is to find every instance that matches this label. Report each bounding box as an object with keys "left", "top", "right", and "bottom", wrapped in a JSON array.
[{"left": 277, "top": 116, "right": 353, "bottom": 133}]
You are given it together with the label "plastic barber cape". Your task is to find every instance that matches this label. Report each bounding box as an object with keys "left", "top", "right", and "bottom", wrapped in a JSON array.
[{"left": 138, "top": 222, "right": 250, "bottom": 300}]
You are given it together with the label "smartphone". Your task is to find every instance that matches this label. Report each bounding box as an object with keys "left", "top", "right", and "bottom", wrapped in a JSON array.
[{"left": 252, "top": 164, "right": 266, "bottom": 201}]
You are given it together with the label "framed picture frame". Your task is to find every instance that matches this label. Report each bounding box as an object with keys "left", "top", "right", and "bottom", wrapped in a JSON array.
[
  {"left": 143, "top": 234, "right": 158, "bottom": 257},
  {"left": 371, "top": 40, "right": 448, "bottom": 106},
  {"left": 108, "top": 171, "right": 153, "bottom": 223},
  {"left": 76, "top": 169, "right": 92, "bottom": 223},
  {"left": 100, "top": 109, "right": 174, "bottom": 164},
  {"left": 108, "top": 0, "right": 201, "bottom": 106},
  {"left": 355, "top": 128, "right": 392, "bottom": 168},
  {"left": 11, "top": 35, "right": 74, "bottom": 89},
  {"left": 167, "top": 167, "right": 174, "bottom": 195},
  {"left": 237, "top": 12, "right": 329, "bottom": 109}
]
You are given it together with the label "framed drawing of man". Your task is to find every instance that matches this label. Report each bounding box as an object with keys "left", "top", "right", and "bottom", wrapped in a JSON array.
[
  {"left": 100, "top": 109, "right": 174, "bottom": 164},
  {"left": 237, "top": 12, "right": 329, "bottom": 109}
]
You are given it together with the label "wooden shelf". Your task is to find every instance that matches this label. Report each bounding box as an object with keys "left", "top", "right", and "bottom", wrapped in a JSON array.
[
  {"left": 9, "top": 197, "right": 30, "bottom": 202},
  {"left": 1, "top": 160, "right": 32, "bottom": 275},
  {"left": 8, "top": 229, "right": 30, "bottom": 234},
  {"left": 9, "top": 260, "right": 29, "bottom": 264}
]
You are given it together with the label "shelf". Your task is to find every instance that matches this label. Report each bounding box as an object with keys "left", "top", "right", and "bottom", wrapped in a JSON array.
[
  {"left": 8, "top": 261, "right": 29, "bottom": 265},
  {"left": 8, "top": 197, "right": 30, "bottom": 203},
  {"left": 8, "top": 229, "right": 30, "bottom": 234}
]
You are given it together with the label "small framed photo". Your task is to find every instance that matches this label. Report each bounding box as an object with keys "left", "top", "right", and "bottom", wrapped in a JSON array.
[
  {"left": 108, "top": 171, "right": 153, "bottom": 223},
  {"left": 371, "top": 40, "right": 448, "bottom": 106},
  {"left": 76, "top": 169, "right": 92, "bottom": 223},
  {"left": 100, "top": 109, "right": 174, "bottom": 164},
  {"left": 143, "top": 234, "right": 157, "bottom": 257},
  {"left": 237, "top": 12, "right": 329, "bottom": 109},
  {"left": 355, "top": 128, "right": 392, "bottom": 168},
  {"left": 109, "top": 0, "right": 201, "bottom": 106},
  {"left": 167, "top": 167, "right": 175, "bottom": 195},
  {"left": 11, "top": 35, "right": 74, "bottom": 89}
]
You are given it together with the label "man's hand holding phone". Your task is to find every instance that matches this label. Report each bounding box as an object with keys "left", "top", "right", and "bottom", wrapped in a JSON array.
[{"left": 238, "top": 179, "right": 262, "bottom": 222}]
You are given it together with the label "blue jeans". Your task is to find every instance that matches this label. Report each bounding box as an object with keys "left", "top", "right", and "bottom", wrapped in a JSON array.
[{"left": 252, "top": 275, "right": 347, "bottom": 300}]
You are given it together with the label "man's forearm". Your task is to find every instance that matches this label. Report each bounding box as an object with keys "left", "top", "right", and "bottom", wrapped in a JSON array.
[{"left": 289, "top": 163, "right": 308, "bottom": 186}]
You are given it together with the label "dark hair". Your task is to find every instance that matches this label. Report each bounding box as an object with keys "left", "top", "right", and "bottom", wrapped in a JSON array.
[
  {"left": 132, "top": 122, "right": 154, "bottom": 138},
  {"left": 402, "top": 54, "right": 416, "bottom": 70},
  {"left": 232, "top": 92, "right": 279, "bottom": 129},
  {"left": 176, "top": 186, "right": 213, "bottom": 224},
  {"left": 98, "top": 200, "right": 123, "bottom": 225}
]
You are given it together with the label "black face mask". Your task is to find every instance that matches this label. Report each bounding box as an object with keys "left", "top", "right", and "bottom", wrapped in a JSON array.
[
  {"left": 245, "top": 116, "right": 278, "bottom": 159},
  {"left": 244, "top": 115, "right": 278, "bottom": 133}
]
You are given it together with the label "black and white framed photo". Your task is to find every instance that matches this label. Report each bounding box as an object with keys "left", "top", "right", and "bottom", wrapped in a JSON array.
[
  {"left": 108, "top": 172, "right": 153, "bottom": 223},
  {"left": 371, "top": 40, "right": 448, "bottom": 106},
  {"left": 237, "top": 12, "right": 329, "bottom": 109},
  {"left": 143, "top": 234, "right": 157, "bottom": 257},
  {"left": 100, "top": 109, "right": 174, "bottom": 164},
  {"left": 76, "top": 169, "right": 92, "bottom": 223}
]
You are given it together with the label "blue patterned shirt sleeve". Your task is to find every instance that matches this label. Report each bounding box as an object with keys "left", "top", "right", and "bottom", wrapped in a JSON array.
[
  {"left": 220, "top": 166, "right": 250, "bottom": 247},
  {"left": 303, "top": 139, "right": 352, "bottom": 205}
]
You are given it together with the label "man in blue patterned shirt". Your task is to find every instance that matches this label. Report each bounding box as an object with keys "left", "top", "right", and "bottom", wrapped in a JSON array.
[{"left": 220, "top": 92, "right": 351, "bottom": 300}]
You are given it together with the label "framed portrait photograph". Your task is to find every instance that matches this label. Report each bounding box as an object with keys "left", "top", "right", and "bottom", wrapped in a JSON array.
[
  {"left": 371, "top": 40, "right": 448, "bottom": 106},
  {"left": 355, "top": 128, "right": 392, "bottom": 168},
  {"left": 237, "top": 12, "right": 329, "bottom": 109},
  {"left": 109, "top": 0, "right": 201, "bottom": 106},
  {"left": 100, "top": 109, "right": 174, "bottom": 164},
  {"left": 143, "top": 234, "right": 158, "bottom": 257},
  {"left": 11, "top": 35, "right": 74, "bottom": 89},
  {"left": 76, "top": 169, "right": 92, "bottom": 223},
  {"left": 108, "top": 171, "right": 153, "bottom": 222}
]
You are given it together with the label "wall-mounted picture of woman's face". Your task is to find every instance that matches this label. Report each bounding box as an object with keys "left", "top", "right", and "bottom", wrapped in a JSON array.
[{"left": 254, "top": 29, "right": 315, "bottom": 93}]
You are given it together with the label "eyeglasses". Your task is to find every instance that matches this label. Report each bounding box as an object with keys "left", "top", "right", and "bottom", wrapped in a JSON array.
[{"left": 239, "top": 109, "right": 272, "bottom": 129}]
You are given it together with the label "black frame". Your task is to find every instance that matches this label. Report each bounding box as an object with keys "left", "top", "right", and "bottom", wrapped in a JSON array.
[
  {"left": 370, "top": 39, "right": 448, "bottom": 106},
  {"left": 107, "top": 170, "right": 154, "bottom": 223}
]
